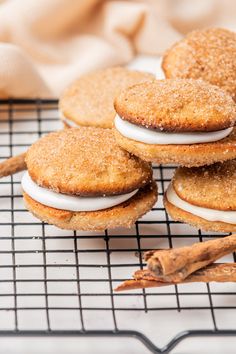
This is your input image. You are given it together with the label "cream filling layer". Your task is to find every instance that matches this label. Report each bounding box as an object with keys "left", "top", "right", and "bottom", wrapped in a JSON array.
[
  {"left": 115, "top": 115, "right": 233, "bottom": 145},
  {"left": 22, "top": 172, "right": 138, "bottom": 212},
  {"left": 59, "top": 111, "right": 78, "bottom": 127},
  {"left": 166, "top": 184, "right": 236, "bottom": 224}
]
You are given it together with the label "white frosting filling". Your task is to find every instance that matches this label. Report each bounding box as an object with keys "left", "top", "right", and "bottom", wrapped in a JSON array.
[
  {"left": 59, "top": 111, "right": 78, "bottom": 127},
  {"left": 22, "top": 172, "right": 138, "bottom": 212},
  {"left": 115, "top": 115, "right": 233, "bottom": 145},
  {"left": 166, "top": 184, "right": 236, "bottom": 224}
]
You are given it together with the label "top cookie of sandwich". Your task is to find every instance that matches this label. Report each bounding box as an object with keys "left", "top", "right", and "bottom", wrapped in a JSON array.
[
  {"left": 114, "top": 79, "right": 236, "bottom": 132},
  {"left": 162, "top": 28, "right": 236, "bottom": 101},
  {"left": 26, "top": 127, "right": 152, "bottom": 196},
  {"left": 172, "top": 160, "right": 236, "bottom": 211},
  {"left": 59, "top": 67, "right": 154, "bottom": 128}
]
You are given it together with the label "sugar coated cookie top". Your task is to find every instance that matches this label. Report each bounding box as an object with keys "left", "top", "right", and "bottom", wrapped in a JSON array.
[
  {"left": 173, "top": 160, "right": 236, "bottom": 211},
  {"left": 114, "top": 79, "right": 236, "bottom": 132},
  {"left": 59, "top": 67, "right": 154, "bottom": 128},
  {"left": 162, "top": 28, "right": 236, "bottom": 101},
  {"left": 26, "top": 127, "right": 152, "bottom": 196}
]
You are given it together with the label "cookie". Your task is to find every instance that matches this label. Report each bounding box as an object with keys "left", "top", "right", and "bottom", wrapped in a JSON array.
[
  {"left": 114, "top": 127, "right": 236, "bottom": 167},
  {"left": 22, "top": 127, "right": 157, "bottom": 230},
  {"left": 162, "top": 28, "right": 236, "bottom": 101},
  {"left": 114, "top": 79, "right": 236, "bottom": 167},
  {"left": 164, "top": 160, "right": 236, "bottom": 232},
  {"left": 59, "top": 67, "right": 154, "bottom": 128},
  {"left": 26, "top": 127, "right": 152, "bottom": 196},
  {"left": 23, "top": 181, "right": 157, "bottom": 231}
]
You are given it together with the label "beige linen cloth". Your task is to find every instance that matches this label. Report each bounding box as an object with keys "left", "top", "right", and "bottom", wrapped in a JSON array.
[{"left": 0, "top": 0, "right": 235, "bottom": 98}]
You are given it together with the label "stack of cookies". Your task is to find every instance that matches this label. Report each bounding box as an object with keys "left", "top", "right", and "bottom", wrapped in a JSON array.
[
  {"left": 162, "top": 28, "right": 236, "bottom": 233},
  {"left": 20, "top": 27, "right": 236, "bottom": 233},
  {"left": 113, "top": 28, "right": 236, "bottom": 233}
]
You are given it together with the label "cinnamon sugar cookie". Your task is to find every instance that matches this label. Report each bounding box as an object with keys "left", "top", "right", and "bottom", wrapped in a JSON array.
[
  {"left": 162, "top": 28, "right": 236, "bottom": 101},
  {"left": 114, "top": 79, "right": 236, "bottom": 167},
  {"left": 22, "top": 127, "right": 157, "bottom": 230},
  {"left": 59, "top": 67, "right": 154, "bottom": 128},
  {"left": 164, "top": 160, "right": 236, "bottom": 232},
  {"left": 24, "top": 181, "right": 157, "bottom": 231}
]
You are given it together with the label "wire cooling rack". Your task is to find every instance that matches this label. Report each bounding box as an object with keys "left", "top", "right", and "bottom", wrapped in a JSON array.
[{"left": 0, "top": 99, "right": 235, "bottom": 354}]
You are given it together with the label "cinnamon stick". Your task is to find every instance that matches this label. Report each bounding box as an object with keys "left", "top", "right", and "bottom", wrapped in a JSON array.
[
  {"left": 115, "top": 279, "right": 171, "bottom": 291},
  {"left": 145, "top": 235, "right": 236, "bottom": 282},
  {"left": 115, "top": 263, "right": 236, "bottom": 291},
  {"left": 0, "top": 152, "right": 27, "bottom": 177}
]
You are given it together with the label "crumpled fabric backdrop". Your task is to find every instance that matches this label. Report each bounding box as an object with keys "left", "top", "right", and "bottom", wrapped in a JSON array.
[{"left": 0, "top": 0, "right": 235, "bottom": 98}]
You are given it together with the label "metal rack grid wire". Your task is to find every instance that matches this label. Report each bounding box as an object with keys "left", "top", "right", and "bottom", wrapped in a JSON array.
[{"left": 0, "top": 99, "right": 235, "bottom": 354}]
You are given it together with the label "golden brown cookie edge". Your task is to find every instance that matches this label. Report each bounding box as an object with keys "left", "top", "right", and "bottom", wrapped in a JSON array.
[{"left": 23, "top": 181, "right": 157, "bottom": 231}]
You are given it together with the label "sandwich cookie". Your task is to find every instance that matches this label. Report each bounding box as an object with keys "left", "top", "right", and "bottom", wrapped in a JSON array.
[
  {"left": 22, "top": 127, "right": 157, "bottom": 230},
  {"left": 59, "top": 67, "right": 154, "bottom": 129},
  {"left": 114, "top": 79, "right": 236, "bottom": 167},
  {"left": 164, "top": 160, "right": 236, "bottom": 232},
  {"left": 162, "top": 28, "right": 236, "bottom": 101}
]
